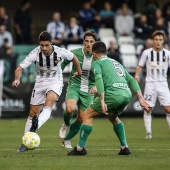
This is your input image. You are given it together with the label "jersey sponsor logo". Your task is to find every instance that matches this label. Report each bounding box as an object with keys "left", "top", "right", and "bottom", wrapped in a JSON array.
[{"left": 113, "top": 83, "right": 129, "bottom": 89}]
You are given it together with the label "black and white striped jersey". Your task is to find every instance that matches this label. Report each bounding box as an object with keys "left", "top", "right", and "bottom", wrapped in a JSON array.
[
  {"left": 138, "top": 47, "right": 170, "bottom": 82},
  {"left": 20, "top": 45, "right": 74, "bottom": 82}
]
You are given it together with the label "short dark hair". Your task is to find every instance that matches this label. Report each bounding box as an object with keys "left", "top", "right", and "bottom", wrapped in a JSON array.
[
  {"left": 92, "top": 41, "right": 107, "bottom": 54},
  {"left": 39, "top": 31, "right": 52, "bottom": 42},
  {"left": 83, "top": 30, "right": 98, "bottom": 41},
  {"left": 152, "top": 30, "right": 165, "bottom": 39}
]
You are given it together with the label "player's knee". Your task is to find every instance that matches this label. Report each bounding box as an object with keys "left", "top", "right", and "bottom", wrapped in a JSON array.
[
  {"left": 66, "top": 106, "right": 75, "bottom": 114},
  {"left": 165, "top": 109, "right": 170, "bottom": 114},
  {"left": 29, "top": 112, "right": 37, "bottom": 117}
]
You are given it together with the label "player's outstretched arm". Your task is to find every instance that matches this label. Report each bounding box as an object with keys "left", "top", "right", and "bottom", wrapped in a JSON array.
[{"left": 12, "top": 66, "right": 24, "bottom": 87}]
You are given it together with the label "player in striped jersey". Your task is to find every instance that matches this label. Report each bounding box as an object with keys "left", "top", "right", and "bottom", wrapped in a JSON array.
[
  {"left": 12, "top": 31, "right": 81, "bottom": 152},
  {"left": 67, "top": 42, "right": 150, "bottom": 156},
  {"left": 135, "top": 30, "right": 170, "bottom": 139},
  {"left": 59, "top": 31, "right": 97, "bottom": 148}
]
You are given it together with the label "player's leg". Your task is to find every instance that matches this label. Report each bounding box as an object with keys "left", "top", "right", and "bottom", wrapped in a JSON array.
[
  {"left": 144, "top": 109, "right": 153, "bottom": 139},
  {"left": 59, "top": 99, "right": 77, "bottom": 139},
  {"left": 63, "top": 92, "right": 94, "bottom": 148},
  {"left": 63, "top": 108, "right": 84, "bottom": 148},
  {"left": 108, "top": 115, "right": 131, "bottom": 155},
  {"left": 143, "top": 82, "right": 156, "bottom": 139},
  {"left": 158, "top": 82, "right": 170, "bottom": 129},
  {"left": 18, "top": 105, "right": 42, "bottom": 152},
  {"left": 37, "top": 91, "right": 58, "bottom": 129},
  {"left": 59, "top": 86, "right": 78, "bottom": 138},
  {"left": 164, "top": 106, "right": 170, "bottom": 128},
  {"left": 28, "top": 105, "right": 42, "bottom": 132},
  {"left": 68, "top": 106, "right": 98, "bottom": 156}
]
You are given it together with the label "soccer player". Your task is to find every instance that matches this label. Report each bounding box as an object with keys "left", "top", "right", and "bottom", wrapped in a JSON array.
[
  {"left": 12, "top": 31, "right": 82, "bottom": 152},
  {"left": 68, "top": 41, "right": 150, "bottom": 156},
  {"left": 59, "top": 30, "right": 97, "bottom": 148},
  {"left": 135, "top": 30, "right": 170, "bottom": 139}
]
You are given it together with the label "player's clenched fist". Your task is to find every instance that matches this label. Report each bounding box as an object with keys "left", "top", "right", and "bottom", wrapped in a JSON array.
[{"left": 12, "top": 80, "right": 20, "bottom": 87}]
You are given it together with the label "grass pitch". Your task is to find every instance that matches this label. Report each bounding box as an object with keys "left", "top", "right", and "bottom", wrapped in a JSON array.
[{"left": 0, "top": 117, "right": 170, "bottom": 170}]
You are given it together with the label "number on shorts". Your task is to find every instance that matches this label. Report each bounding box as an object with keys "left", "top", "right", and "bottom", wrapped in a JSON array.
[{"left": 144, "top": 94, "right": 152, "bottom": 101}]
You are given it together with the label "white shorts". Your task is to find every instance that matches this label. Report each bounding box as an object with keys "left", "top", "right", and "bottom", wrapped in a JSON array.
[
  {"left": 30, "top": 79, "right": 63, "bottom": 105},
  {"left": 144, "top": 81, "right": 170, "bottom": 107}
]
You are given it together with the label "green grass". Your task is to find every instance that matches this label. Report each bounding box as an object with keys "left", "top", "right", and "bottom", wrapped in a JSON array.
[{"left": 0, "top": 117, "right": 170, "bottom": 170}]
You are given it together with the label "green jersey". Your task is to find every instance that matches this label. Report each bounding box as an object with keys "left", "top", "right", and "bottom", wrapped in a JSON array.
[
  {"left": 61, "top": 48, "right": 95, "bottom": 93},
  {"left": 91, "top": 56, "right": 140, "bottom": 95}
]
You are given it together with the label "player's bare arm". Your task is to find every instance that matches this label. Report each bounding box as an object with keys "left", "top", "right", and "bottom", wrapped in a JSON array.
[
  {"left": 135, "top": 65, "right": 143, "bottom": 83},
  {"left": 100, "top": 93, "right": 108, "bottom": 115},
  {"left": 12, "top": 66, "right": 24, "bottom": 87}
]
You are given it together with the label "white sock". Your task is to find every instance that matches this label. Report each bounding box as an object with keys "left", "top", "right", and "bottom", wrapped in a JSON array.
[
  {"left": 24, "top": 116, "right": 32, "bottom": 135},
  {"left": 143, "top": 111, "right": 152, "bottom": 134},
  {"left": 77, "top": 145, "right": 83, "bottom": 151},
  {"left": 37, "top": 106, "right": 52, "bottom": 129},
  {"left": 166, "top": 113, "right": 170, "bottom": 128}
]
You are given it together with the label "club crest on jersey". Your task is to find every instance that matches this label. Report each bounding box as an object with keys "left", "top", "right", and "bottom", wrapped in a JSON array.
[
  {"left": 55, "top": 60, "right": 59, "bottom": 64},
  {"left": 163, "top": 56, "right": 166, "bottom": 60}
]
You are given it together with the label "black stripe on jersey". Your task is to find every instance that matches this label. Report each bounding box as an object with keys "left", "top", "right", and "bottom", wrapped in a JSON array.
[
  {"left": 157, "top": 52, "right": 159, "bottom": 64},
  {"left": 46, "top": 56, "right": 50, "bottom": 68},
  {"left": 39, "top": 52, "right": 43, "bottom": 66},
  {"left": 54, "top": 52, "right": 57, "bottom": 66},
  {"left": 163, "top": 50, "right": 165, "bottom": 62},
  {"left": 82, "top": 70, "right": 89, "bottom": 77},
  {"left": 151, "top": 50, "right": 154, "bottom": 61}
]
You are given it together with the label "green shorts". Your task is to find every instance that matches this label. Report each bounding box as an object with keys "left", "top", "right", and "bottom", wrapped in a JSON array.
[
  {"left": 90, "top": 90, "right": 132, "bottom": 115},
  {"left": 66, "top": 85, "right": 94, "bottom": 111}
]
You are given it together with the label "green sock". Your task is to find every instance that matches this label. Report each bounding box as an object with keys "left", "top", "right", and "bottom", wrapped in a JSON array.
[
  {"left": 63, "top": 110, "right": 74, "bottom": 126},
  {"left": 65, "top": 120, "right": 81, "bottom": 140},
  {"left": 78, "top": 124, "right": 93, "bottom": 148},
  {"left": 113, "top": 122, "right": 127, "bottom": 147}
]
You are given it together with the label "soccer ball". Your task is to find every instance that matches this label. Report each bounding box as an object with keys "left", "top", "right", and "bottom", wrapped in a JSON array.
[{"left": 22, "top": 132, "right": 40, "bottom": 150}]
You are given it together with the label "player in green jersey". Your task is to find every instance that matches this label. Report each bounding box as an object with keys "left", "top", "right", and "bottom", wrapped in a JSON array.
[
  {"left": 68, "top": 41, "right": 150, "bottom": 156},
  {"left": 59, "top": 31, "right": 98, "bottom": 148}
]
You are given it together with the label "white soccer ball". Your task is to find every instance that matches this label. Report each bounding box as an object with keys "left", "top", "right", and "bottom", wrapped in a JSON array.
[{"left": 22, "top": 132, "right": 40, "bottom": 150}]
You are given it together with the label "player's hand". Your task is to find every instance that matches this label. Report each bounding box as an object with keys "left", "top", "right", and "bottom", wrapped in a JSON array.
[
  {"left": 139, "top": 98, "right": 150, "bottom": 112},
  {"left": 89, "top": 86, "right": 97, "bottom": 94},
  {"left": 72, "top": 71, "right": 79, "bottom": 78},
  {"left": 135, "top": 75, "right": 140, "bottom": 83},
  {"left": 12, "top": 80, "right": 20, "bottom": 87},
  {"left": 72, "top": 69, "right": 82, "bottom": 78},
  {"left": 100, "top": 99, "right": 108, "bottom": 115}
]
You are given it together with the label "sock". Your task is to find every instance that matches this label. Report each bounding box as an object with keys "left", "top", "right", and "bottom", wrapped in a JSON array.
[
  {"left": 78, "top": 124, "right": 93, "bottom": 148},
  {"left": 38, "top": 106, "right": 52, "bottom": 129},
  {"left": 63, "top": 110, "right": 74, "bottom": 126},
  {"left": 166, "top": 113, "right": 170, "bottom": 128},
  {"left": 24, "top": 116, "right": 32, "bottom": 135},
  {"left": 65, "top": 120, "right": 81, "bottom": 140},
  {"left": 144, "top": 111, "right": 152, "bottom": 134},
  {"left": 114, "top": 122, "right": 127, "bottom": 147}
]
